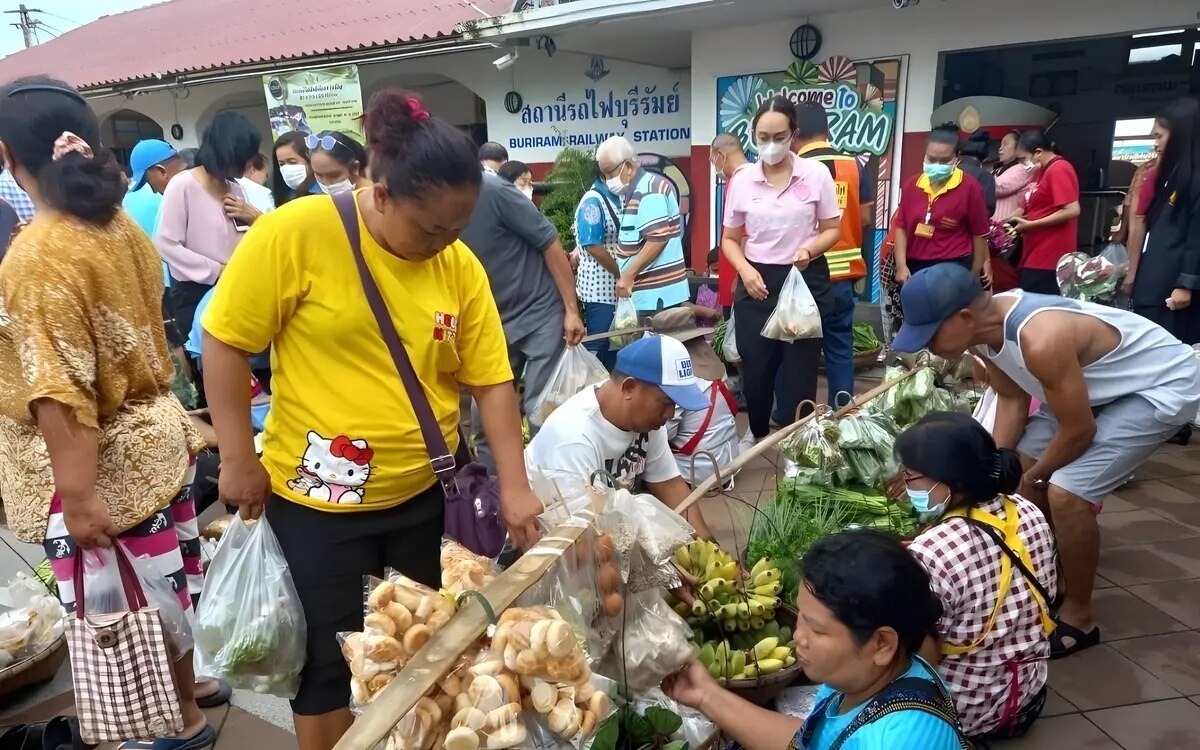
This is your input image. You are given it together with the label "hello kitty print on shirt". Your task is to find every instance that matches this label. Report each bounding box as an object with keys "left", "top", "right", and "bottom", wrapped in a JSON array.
[{"left": 288, "top": 430, "right": 374, "bottom": 504}]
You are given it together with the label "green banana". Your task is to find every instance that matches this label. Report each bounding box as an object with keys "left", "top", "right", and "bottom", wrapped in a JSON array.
[
  {"left": 698, "top": 642, "right": 715, "bottom": 668},
  {"left": 728, "top": 649, "right": 745, "bottom": 679}
]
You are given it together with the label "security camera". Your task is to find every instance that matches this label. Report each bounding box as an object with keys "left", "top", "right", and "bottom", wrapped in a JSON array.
[
  {"left": 494, "top": 50, "right": 520, "bottom": 70},
  {"left": 892, "top": 0, "right": 919, "bottom": 8}
]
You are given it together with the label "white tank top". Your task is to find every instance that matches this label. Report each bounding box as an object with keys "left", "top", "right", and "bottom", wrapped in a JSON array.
[{"left": 976, "top": 291, "right": 1200, "bottom": 424}]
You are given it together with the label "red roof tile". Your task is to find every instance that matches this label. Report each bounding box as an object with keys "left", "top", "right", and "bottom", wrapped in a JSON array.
[{"left": 0, "top": 0, "right": 512, "bottom": 90}]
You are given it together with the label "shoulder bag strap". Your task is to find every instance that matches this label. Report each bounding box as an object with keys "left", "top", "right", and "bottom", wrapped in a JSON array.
[
  {"left": 331, "top": 191, "right": 458, "bottom": 493},
  {"left": 674, "top": 385, "right": 719, "bottom": 457},
  {"left": 595, "top": 190, "right": 622, "bottom": 230},
  {"left": 828, "top": 677, "right": 972, "bottom": 750},
  {"left": 957, "top": 514, "right": 1055, "bottom": 626}
]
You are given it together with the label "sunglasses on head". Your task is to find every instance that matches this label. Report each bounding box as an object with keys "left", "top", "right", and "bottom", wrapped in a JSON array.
[{"left": 305, "top": 134, "right": 342, "bottom": 152}]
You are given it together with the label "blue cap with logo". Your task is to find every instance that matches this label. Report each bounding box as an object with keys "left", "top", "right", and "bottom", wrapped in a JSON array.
[
  {"left": 129, "top": 139, "right": 177, "bottom": 191},
  {"left": 892, "top": 264, "right": 985, "bottom": 353},
  {"left": 614, "top": 334, "right": 710, "bottom": 411}
]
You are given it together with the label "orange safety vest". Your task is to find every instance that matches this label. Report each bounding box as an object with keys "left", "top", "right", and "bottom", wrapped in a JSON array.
[{"left": 798, "top": 142, "right": 866, "bottom": 282}]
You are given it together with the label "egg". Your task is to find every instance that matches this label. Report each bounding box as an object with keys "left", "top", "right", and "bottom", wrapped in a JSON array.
[
  {"left": 596, "top": 564, "right": 621, "bottom": 594},
  {"left": 601, "top": 592, "right": 623, "bottom": 617}
]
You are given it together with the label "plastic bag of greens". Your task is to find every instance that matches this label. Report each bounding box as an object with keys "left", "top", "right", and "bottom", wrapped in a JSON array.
[
  {"left": 608, "top": 297, "right": 640, "bottom": 350},
  {"left": 761, "top": 267, "right": 822, "bottom": 342},
  {"left": 722, "top": 312, "right": 741, "bottom": 363},
  {"left": 529, "top": 346, "right": 610, "bottom": 428},
  {"left": 780, "top": 417, "right": 846, "bottom": 485},
  {"left": 194, "top": 516, "right": 306, "bottom": 697}
]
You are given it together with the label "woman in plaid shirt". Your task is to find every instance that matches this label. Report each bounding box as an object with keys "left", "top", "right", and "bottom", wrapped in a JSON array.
[{"left": 898, "top": 412, "right": 1057, "bottom": 742}]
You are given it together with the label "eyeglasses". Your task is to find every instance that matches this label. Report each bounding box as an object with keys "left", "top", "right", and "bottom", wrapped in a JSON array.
[{"left": 305, "top": 134, "right": 343, "bottom": 153}]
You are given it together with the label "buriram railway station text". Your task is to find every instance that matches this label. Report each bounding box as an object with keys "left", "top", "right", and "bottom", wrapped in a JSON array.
[{"left": 509, "top": 128, "right": 692, "bottom": 151}]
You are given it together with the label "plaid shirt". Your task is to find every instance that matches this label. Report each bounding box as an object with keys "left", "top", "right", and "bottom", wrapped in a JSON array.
[
  {"left": 909, "top": 495, "right": 1057, "bottom": 736},
  {"left": 0, "top": 170, "right": 34, "bottom": 223}
]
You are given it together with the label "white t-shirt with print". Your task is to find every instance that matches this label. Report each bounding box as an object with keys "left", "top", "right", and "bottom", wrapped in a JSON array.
[{"left": 525, "top": 386, "right": 680, "bottom": 517}]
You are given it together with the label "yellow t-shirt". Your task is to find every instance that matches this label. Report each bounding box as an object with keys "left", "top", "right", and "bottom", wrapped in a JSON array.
[{"left": 202, "top": 192, "right": 513, "bottom": 512}]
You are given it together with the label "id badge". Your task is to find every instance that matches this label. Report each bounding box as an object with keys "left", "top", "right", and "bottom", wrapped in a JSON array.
[{"left": 915, "top": 222, "right": 935, "bottom": 238}]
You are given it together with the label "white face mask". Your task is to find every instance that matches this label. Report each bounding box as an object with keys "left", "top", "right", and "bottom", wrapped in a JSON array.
[
  {"left": 757, "top": 141, "right": 789, "bottom": 166},
  {"left": 320, "top": 179, "right": 354, "bottom": 195},
  {"left": 520, "top": 186, "right": 534, "bottom": 201},
  {"left": 280, "top": 163, "right": 309, "bottom": 190},
  {"left": 605, "top": 162, "right": 628, "bottom": 195}
]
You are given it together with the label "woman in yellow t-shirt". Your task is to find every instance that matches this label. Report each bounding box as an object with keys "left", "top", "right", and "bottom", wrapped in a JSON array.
[{"left": 201, "top": 89, "right": 543, "bottom": 749}]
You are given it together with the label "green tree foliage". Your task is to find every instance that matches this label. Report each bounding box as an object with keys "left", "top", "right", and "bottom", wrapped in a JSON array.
[{"left": 540, "top": 146, "right": 597, "bottom": 252}]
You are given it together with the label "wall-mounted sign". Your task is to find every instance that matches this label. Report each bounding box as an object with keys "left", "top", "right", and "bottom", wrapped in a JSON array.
[
  {"left": 262, "top": 65, "right": 364, "bottom": 141},
  {"left": 716, "top": 56, "right": 896, "bottom": 157},
  {"left": 492, "top": 58, "right": 691, "bottom": 163}
]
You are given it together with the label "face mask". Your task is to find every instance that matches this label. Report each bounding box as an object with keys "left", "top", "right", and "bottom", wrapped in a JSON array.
[
  {"left": 280, "top": 164, "right": 309, "bottom": 190},
  {"left": 320, "top": 179, "right": 354, "bottom": 195},
  {"left": 605, "top": 163, "right": 627, "bottom": 195},
  {"left": 520, "top": 186, "right": 534, "bottom": 201},
  {"left": 906, "top": 483, "right": 946, "bottom": 517},
  {"left": 757, "top": 142, "right": 789, "bottom": 166},
  {"left": 923, "top": 162, "right": 954, "bottom": 181},
  {"left": 1022, "top": 160, "right": 1036, "bottom": 172}
]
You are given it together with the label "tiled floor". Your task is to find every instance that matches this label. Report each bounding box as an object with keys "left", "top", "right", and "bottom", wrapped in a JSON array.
[{"left": 696, "top": 382, "right": 1200, "bottom": 749}]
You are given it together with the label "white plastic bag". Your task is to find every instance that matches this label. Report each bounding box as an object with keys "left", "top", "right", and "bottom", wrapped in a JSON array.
[
  {"left": 529, "top": 346, "right": 610, "bottom": 427},
  {"left": 973, "top": 387, "right": 998, "bottom": 434},
  {"left": 78, "top": 544, "right": 193, "bottom": 656},
  {"left": 761, "top": 267, "right": 822, "bottom": 341},
  {"left": 608, "top": 297, "right": 640, "bottom": 351},
  {"left": 722, "top": 312, "right": 741, "bottom": 363},
  {"left": 194, "top": 516, "right": 306, "bottom": 697}
]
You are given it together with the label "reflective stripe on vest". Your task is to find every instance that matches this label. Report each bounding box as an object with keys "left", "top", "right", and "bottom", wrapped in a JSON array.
[{"left": 806, "top": 152, "right": 866, "bottom": 282}]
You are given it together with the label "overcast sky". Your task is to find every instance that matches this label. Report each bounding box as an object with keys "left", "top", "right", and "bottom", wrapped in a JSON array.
[{"left": 0, "top": 0, "right": 160, "bottom": 58}]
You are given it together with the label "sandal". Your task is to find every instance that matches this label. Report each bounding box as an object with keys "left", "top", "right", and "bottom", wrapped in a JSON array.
[
  {"left": 116, "top": 725, "right": 216, "bottom": 750},
  {"left": 1050, "top": 617, "right": 1100, "bottom": 660},
  {"left": 195, "top": 679, "right": 232, "bottom": 709},
  {"left": 42, "top": 716, "right": 93, "bottom": 749},
  {"left": 0, "top": 724, "right": 44, "bottom": 750}
]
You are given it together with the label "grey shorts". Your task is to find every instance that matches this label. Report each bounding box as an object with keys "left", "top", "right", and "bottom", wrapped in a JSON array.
[{"left": 1019, "top": 395, "right": 1179, "bottom": 506}]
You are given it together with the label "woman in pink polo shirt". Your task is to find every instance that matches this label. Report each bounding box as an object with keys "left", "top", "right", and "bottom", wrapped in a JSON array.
[{"left": 721, "top": 96, "right": 842, "bottom": 446}]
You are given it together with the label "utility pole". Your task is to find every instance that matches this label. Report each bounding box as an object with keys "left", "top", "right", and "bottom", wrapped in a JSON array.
[{"left": 5, "top": 5, "right": 43, "bottom": 49}]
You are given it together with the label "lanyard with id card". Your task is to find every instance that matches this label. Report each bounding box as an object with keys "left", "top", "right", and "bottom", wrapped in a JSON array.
[{"left": 915, "top": 192, "right": 944, "bottom": 238}]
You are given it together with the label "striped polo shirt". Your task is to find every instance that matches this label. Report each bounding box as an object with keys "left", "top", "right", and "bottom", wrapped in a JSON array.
[{"left": 615, "top": 168, "right": 690, "bottom": 313}]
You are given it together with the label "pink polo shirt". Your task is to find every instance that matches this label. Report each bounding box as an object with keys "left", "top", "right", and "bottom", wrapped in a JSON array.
[{"left": 722, "top": 153, "right": 841, "bottom": 265}]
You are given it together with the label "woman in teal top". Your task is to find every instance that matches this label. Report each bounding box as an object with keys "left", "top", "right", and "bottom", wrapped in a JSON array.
[{"left": 666, "top": 530, "right": 970, "bottom": 750}]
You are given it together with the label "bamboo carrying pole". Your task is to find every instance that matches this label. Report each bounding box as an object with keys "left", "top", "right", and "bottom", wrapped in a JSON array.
[
  {"left": 335, "top": 523, "right": 588, "bottom": 750},
  {"left": 675, "top": 368, "right": 924, "bottom": 514}
]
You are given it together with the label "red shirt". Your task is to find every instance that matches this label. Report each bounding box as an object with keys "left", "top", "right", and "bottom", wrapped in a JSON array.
[
  {"left": 896, "top": 169, "right": 990, "bottom": 262},
  {"left": 1019, "top": 156, "right": 1080, "bottom": 270},
  {"left": 1136, "top": 164, "right": 1159, "bottom": 217}
]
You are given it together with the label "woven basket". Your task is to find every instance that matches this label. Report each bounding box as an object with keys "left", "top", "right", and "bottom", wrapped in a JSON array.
[
  {"left": 853, "top": 346, "right": 883, "bottom": 369},
  {"left": 0, "top": 635, "right": 68, "bottom": 700},
  {"left": 720, "top": 607, "right": 810, "bottom": 706}
]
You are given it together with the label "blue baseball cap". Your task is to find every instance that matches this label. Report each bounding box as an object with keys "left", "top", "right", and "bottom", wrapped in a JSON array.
[
  {"left": 614, "top": 334, "right": 710, "bottom": 411},
  {"left": 129, "top": 139, "right": 177, "bottom": 191},
  {"left": 892, "top": 264, "right": 985, "bottom": 353}
]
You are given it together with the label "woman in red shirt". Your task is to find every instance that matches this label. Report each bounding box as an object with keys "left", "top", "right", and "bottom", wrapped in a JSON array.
[{"left": 1009, "top": 131, "right": 1081, "bottom": 295}]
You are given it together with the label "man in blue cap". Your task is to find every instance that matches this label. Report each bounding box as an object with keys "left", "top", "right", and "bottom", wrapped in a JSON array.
[
  {"left": 525, "top": 333, "right": 715, "bottom": 541},
  {"left": 893, "top": 263, "right": 1200, "bottom": 660},
  {"left": 123, "top": 139, "right": 185, "bottom": 234}
]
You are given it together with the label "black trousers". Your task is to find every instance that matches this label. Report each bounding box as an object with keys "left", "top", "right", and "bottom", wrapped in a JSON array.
[
  {"left": 734, "top": 260, "right": 831, "bottom": 438},
  {"left": 1019, "top": 268, "right": 1060, "bottom": 296}
]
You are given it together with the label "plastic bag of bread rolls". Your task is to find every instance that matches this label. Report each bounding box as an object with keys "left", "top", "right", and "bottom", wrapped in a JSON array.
[{"left": 440, "top": 539, "right": 499, "bottom": 596}]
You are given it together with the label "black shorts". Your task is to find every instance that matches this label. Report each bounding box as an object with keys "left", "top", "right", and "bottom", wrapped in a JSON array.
[
  {"left": 1018, "top": 268, "right": 1060, "bottom": 295},
  {"left": 265, "top": 484, "right": 444, "bottom": 716}
]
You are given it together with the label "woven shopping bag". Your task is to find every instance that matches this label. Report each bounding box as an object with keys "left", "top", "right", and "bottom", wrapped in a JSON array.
[{"left": 65, "top": 545, "right": 184, "bottom": 744}]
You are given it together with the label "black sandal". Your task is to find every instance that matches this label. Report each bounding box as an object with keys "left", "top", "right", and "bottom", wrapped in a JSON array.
[{"left": 1050, "top": 617, "right": 1100, "bottom": 660}]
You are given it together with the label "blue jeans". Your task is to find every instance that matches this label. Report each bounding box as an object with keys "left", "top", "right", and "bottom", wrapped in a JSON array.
[
  {"left": 772, "top": 280, "right": 857, "bottom": 421},
  {"left": 822, "top": 280, "right": 858, "bottom": 408},
  {"left": 583, "top": 301, "right": 617, "bottom": 371}
]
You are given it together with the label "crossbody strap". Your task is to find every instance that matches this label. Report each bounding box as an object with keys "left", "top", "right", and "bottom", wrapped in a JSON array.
[
  {"left": 957, "top": 514, "right": 1055, "bottom": 631},
  {"left": 331, "top": 191, "right": 457, "bottom": 492}
]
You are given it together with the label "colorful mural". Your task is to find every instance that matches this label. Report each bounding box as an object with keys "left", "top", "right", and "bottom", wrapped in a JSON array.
[{"left": 714, "top": 56, "right": 905, "bottom": 302}]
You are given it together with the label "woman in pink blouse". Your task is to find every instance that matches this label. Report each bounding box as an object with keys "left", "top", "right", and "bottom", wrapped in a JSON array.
[
  {"left": 156, "top": 112, "right": 263, "bottom": 348},
  {"left": 721, "top": 96, "right": 842, "bottom": 447},
  {"left": 992, "top": 130, "right": 1033, "bottom": 222}
]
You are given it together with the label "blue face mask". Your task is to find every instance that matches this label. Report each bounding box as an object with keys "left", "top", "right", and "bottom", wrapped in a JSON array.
[
  {"left": 906, "top": 482, "right": 946, "bottom": 516},
  {"left": 923, "top": 162, "right": 954, "bottom": 181}
]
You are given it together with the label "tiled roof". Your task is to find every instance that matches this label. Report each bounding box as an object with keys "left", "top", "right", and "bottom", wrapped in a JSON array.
[{"left": 0, "top": 0, "right": 511, "bottom": 90}]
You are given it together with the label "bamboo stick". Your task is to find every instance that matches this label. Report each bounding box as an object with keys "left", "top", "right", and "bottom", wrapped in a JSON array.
[
  {"left": 675, "top": 368, "right": 924, "bottom": 514},
  {"left": 334, "top": 523, "right": 588, "bottom": 750}
]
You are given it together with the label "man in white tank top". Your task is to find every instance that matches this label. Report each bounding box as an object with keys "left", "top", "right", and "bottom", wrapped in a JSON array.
[{"left": 892, "top": 264, "right": 1200, "bottom": 661}]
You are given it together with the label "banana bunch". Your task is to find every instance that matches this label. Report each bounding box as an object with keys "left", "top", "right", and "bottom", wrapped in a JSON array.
[
  {"left": 694, "top": 620, "right": 797, "bottom": 681},
  {"left": 669, "top": 544, "right": 783, "bottom": 632}
]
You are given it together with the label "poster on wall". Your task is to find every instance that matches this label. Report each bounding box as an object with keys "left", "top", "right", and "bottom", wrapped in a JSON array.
[
  {"left": 491, "top": 57, "right": 692, "bottom": 164},
  {"left": 715, "top": 56, "right": 904, "bottom": 302},
  {"left": 263, "top": 65, "right": 364, "bottom": 142}
]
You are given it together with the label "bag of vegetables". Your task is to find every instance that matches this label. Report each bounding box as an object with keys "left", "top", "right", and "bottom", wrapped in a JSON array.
[
  {"left": 760, "top": 267, "right": 822, "bottom": 342},
  {"left": 194, "top": 516, "right": 306, "bottom": 697},
  {"left": 779, "top": 416, "right": 846, "bottom": 485}
]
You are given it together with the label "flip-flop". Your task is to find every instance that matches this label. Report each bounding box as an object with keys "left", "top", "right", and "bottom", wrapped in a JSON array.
[
  {"left": 1050, "top": 617, "right": 1100, "bottom": 660},
  {"left": 116, "top": 725, "right": 216, "bottom": 750},
  {"left": 195, "top": 678, "right": 232, "bottom": 709}
]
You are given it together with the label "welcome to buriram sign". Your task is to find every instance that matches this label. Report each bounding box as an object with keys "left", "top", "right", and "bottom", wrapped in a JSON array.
[{"left": 716, "top": 56, "right": 899, "bottom": 157}]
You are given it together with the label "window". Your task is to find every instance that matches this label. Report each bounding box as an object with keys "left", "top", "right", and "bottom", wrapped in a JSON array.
[{"left": 1128, "top": 43, "right": 1183, "bottom": 65}]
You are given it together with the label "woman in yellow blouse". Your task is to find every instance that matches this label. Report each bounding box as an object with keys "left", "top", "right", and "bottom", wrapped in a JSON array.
[
  {"left": 201, "top": 88, "right": 542, "bottom": 750},
  {"left": 0, "top": 77, "right": 215, "bottom": 748}
]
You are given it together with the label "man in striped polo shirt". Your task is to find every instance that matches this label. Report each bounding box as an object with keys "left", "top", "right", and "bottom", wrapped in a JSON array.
[{"left": 597, "top": 136, "right": 690, "bottom": 317}]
